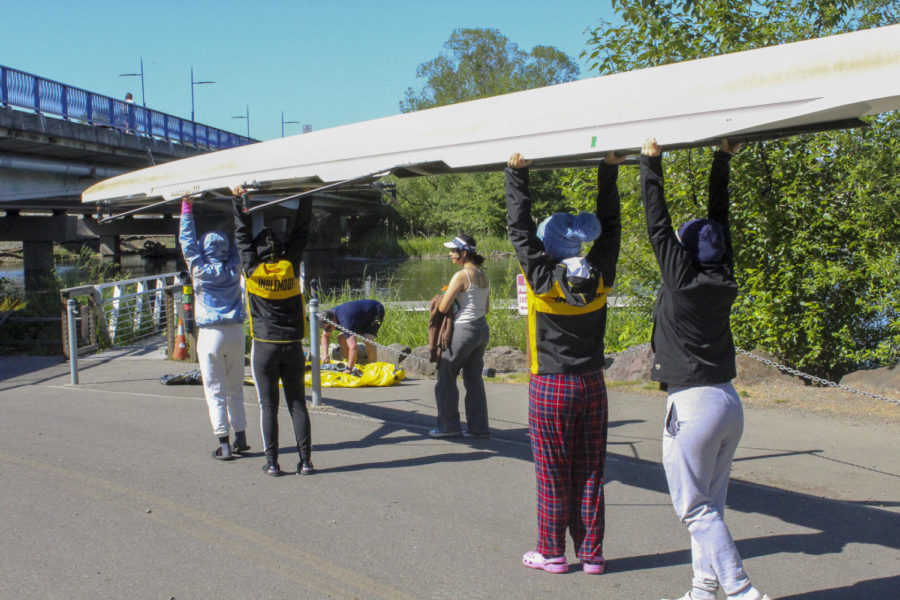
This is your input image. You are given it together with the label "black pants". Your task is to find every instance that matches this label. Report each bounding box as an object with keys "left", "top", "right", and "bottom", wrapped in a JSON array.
[{"left": 250, "top": 340, "right": 311, "bottom": 466}]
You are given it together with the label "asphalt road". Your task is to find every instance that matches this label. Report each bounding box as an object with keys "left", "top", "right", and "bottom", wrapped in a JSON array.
[{"left": 1, "top": 351, "right": 897, "bottom": 599}]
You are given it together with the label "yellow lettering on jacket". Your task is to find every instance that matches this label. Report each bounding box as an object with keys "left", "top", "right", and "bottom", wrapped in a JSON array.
[
  {"left": 246, "top": 260, "right": 300, "bottom": 300},
  {"left": 522, "top": 271, "right": 610, "bottom": 374}
]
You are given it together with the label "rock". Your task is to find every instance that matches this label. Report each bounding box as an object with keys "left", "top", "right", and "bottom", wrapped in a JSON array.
[
  {"left": 735, "top": 349, "right": 801, "bottom": 385},
  {"left": 840, "top": 363, "right": 899, "bottom": 397},
  {"left": 604, "top": 346, "right": 806, "bottom": 387},
  {"left": 605, "top": 345, "right": 654, "bottom": 382},
  {"left": 483, "top": 346, "right": 527, "bottom": 373},
  {"left": 401, "top": 345, "right": 436, "bottom": 378},
  {"left": 384, "top": 343, "right": 412, "bottom": 368}
]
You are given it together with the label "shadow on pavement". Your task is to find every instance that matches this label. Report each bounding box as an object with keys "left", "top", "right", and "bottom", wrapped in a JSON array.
[
  {"left": 776, "top": 575, "right": 899, "bottom": 599},
  {"left": 319, "top": 390, "right": 900, "bottom": 582}
]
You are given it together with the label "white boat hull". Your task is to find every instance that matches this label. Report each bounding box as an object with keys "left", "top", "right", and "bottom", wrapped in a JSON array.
[{"left": 83, "top": 25, "right": 900, "bottom": 206}]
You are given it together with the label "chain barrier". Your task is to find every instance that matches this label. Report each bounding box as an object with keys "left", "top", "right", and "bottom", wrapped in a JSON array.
[
  {"left": 314, "top": 309, "right": 897, "bottom": 404},
  {"left": 607, "top": 344, "right": 896, "bottom": 404},
  {"left": 734, "top": 348, "right": 898, "bottom": 404},
  {"left": 315, "top": 311, "right": 432, "bottom": 366}
]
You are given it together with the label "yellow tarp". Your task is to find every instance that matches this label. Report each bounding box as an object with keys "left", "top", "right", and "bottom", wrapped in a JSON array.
[
  {"left": 310, "top": 361, "right": 406, "bottom": 388},
  {"left": 244, "top": 361, "right": 406, "bottom": 389}
]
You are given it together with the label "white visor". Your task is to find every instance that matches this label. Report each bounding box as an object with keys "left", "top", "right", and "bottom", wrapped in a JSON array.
[{"left": 443, "top": 237, "right": 474, "bottom": 252}]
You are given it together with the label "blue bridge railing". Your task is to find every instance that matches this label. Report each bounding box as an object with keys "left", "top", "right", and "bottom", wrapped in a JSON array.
[{"left": 0, "top": 64, "right": 255, "bottom": 150}]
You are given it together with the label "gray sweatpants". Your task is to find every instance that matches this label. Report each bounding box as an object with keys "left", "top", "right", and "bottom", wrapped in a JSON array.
[
  {"left": 662, "top": 383, "right": 752, "bottom": 600},
  {"left": 433, "top": 317, "right": 490, "bottom": 434}
]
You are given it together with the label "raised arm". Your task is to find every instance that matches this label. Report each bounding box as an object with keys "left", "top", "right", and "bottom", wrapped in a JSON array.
[
  {"left": 585, "top": 151, "right": 624, "bottom": 288},
  {"left": 708, "top": 139, "right": 739, "bottom": 266},
  {"left": 232, "top": 188, "right": 259, "bottom": 276},
  {"left": 640, "top": 138, "right": 692, "bottom": 287},
  {"left": 505, "top": 153, "right": 556, "bottom": 293},
  {"left": 178, "top": 198, "right": 203, "bottom": 270},
  {"left": 285, "top": 199, "right": 313, "bottom": 270}
]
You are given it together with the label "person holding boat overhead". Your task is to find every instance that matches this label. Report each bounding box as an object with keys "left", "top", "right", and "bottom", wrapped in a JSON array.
[
  {"left": 639, "top": 137, "right": 772, "bottom": 600},
  {"left": 506, "top": 150, "right": 623, "bottom": 575},
  {"left": 232, "top": 186, "right": 315, "bottom": 477},
  {"left": 178, "top": 195, "right": 248, "bottom": 462}
]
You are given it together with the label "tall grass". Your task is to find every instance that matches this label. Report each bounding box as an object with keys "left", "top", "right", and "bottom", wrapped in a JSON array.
[
  {"left": 303, "top": 274, "right": 652, "bottom": 356},
  {"left": 399, "top": 235, "right": 514, "bottom": 258},
  {"left": 0, "top": 247, "right": 128, "bottom": 354}
]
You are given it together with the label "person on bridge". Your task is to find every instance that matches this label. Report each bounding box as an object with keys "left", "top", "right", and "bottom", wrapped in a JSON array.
[
  {"left": 506, "top": 150, "right": 623, "bottom": 575},
  {"left": 429, "top": 234, "right": 491, "bottom": 439},
  {"left": 178, "top": 196, "right": 248, "bottom": 462},
  {"left": 640, "top": 138, "right": 772, "bottom": 600},
  {"left": 233, "top": 187, "right": 315, "bottom": 477},
  {"left": 319, "top": 299, "right": 385, "bottom": 374}
]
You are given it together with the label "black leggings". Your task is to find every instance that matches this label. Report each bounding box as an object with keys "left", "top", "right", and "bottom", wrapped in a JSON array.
[{"left": 251, "top": 341, "right": 311, "bottom": 465}]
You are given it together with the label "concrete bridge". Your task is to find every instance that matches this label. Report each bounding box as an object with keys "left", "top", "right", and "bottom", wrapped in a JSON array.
[{"left": 0, "top": 65, "right": 386, "bottom": 290}]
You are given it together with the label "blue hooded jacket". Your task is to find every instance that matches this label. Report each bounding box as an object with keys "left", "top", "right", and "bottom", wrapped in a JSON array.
[{"left": 179, "top": 212, "right": 246, "bottom": 326}]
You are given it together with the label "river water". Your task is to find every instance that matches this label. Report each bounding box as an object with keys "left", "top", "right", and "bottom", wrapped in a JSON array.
[{"left": 0, "top": 253, "right": 522, "bottom": 300}]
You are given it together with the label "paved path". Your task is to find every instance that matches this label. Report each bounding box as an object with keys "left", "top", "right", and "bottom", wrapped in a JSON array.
[{"left": 1, "top": 353, "right": 897, "bottom": 599}]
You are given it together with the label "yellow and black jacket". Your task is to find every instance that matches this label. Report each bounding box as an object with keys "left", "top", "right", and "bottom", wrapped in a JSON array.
[
  {"left": 233, "top": 199, "right": 311, "bottom": 343},
  {"left": 505, "top": 163, "right": 621, "bottom": 375}
]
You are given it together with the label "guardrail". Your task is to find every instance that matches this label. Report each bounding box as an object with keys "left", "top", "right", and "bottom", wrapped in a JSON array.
[
  {"left": 0, "top": 64, "right": 255, "bottom": 150},
  {"left": 59, "top": 272, "right": 179, "bottom": 356}
]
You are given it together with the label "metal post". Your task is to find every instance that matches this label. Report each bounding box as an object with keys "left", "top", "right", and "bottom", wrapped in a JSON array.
[
  {"left": 364, "top": 276, "right": 372, "bottom": 297},
  {"left": 67, "top": 299, "right": 79, "bottom": 384},
  {"left": 308, "top": 298, "right": 321, "bottom": 407},
  {"left": 190, "top": 66, "right": 195, "bottom": 122}
]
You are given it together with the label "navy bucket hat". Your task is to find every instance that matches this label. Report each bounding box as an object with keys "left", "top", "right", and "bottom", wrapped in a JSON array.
[{"left": 676, "top": 218, "right": 725, "bottom": 264}]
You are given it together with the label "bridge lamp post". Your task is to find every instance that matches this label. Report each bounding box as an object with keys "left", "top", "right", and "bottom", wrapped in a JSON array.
[
  {"left": 232, "top": 105, "right": 250, "bottom": 137},
  {"left": 190, "top": 66, "right": 215, "bottom": 122},
  {"left": 281, "top": 111, "right": 300, "bottom": 137},
  {"left": 118, "top": 57, "right": 146, "bottom": 107}
]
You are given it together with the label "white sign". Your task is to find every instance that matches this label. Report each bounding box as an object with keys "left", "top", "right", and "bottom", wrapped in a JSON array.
[{"left": 516, "top": 274, "right": 528, "bottom": 316}]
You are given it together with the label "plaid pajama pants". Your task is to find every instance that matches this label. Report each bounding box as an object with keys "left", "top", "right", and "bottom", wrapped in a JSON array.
[{"left": 528, "top": 367, "right": 608, "bottom": 562}]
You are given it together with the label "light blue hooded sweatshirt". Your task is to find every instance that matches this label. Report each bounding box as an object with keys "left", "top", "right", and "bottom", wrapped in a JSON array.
[{"left": 179, "top": 212, "right": 246, "bottom": 326}]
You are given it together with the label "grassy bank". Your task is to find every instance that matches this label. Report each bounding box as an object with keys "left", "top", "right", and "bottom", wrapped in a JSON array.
[
  {"left": 309, "top": 287, "right": 651, "bottom": 356},
  {"left": 0, "top": 248, "right": 127, "bottom": 354},
  {"left": 397, "top": 235, "right": 515, "bottom": 258}
]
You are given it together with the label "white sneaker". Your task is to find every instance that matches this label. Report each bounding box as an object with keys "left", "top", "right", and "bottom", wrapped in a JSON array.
[{"left": 727, "top": 592, "right": 774, "bottom": 600}]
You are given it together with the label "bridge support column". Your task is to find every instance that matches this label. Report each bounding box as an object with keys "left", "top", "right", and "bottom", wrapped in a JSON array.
[
  {"left": 22, "top": 241, "right": 54, "bottom": 293},
  {"left": 99, "top": 235, "right": 121, "bottom": 264}
]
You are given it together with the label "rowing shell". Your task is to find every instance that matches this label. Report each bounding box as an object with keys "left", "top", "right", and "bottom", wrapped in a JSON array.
[{"left": 83, "top": 24, "right": 900, "bottom": 207}]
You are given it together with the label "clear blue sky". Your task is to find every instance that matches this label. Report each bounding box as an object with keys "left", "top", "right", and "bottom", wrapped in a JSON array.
[{"left": 1, "top": 0, "right": 616, "bottom": 141}]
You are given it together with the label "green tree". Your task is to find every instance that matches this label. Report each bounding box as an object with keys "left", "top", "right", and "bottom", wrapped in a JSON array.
[
  {"left": 401, "top": 28, "right": 579, "bottom": 112},
  {"left": 582, "top": 0, "right": 900, "bottom": 379},
  {"left": 393, "top": 28, "right": 579, "bottom": 236}
]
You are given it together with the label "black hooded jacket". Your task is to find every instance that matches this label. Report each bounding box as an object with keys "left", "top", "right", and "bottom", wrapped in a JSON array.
[
  {"left": 506, "top": 162, "right": 621, "bottom": 375},
  {"left": 233, "top": 198, "right": 312, "bottom": 343},
  {"left": 640, "top": 150, "right": 738, "bottom": 388}
]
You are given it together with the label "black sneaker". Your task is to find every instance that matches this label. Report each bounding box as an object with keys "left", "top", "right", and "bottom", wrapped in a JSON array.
[
  {"left": 263, "top": 463, "right": 282, "bottom": 477},
  {"left": 232, "top": 442, "right": 251, "bottom": 454},
  {"left": 232, "top": 431, "right": 251, "bottom": 454},
  {"left": 463, "top": 430, "right": 491, "bottom": 439},
  {"left": 298, "top": 459, "right": 316, "bottom": 475}
]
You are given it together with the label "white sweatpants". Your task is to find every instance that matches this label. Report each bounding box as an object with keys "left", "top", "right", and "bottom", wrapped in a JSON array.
[
  {"left": 197, "top": 323, "right": 246, "bottom": 437},
  {"left": 662, "top": 383, "right": 752, "bottom": 600}
]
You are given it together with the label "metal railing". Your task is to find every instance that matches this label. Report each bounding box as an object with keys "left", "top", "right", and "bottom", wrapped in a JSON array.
[
  {"left": 0, "top": 65, "right": 255, "bottom": 150},
  {"left": 60, "top": 272, "right": 179, "bottom": 356}
]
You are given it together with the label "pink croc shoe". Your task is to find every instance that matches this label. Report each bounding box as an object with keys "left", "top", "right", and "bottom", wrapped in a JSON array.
[
  {"left": 581, "top": 556, "right": 605, "bottom": 574},
  {"left": 522, "top": 551, "right": 568, "bottom": 574}
]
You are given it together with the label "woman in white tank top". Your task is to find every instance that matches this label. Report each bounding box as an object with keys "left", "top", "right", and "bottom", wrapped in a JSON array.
[{"left": 429, "top": 235, "right": 492, "bottom": 438}]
